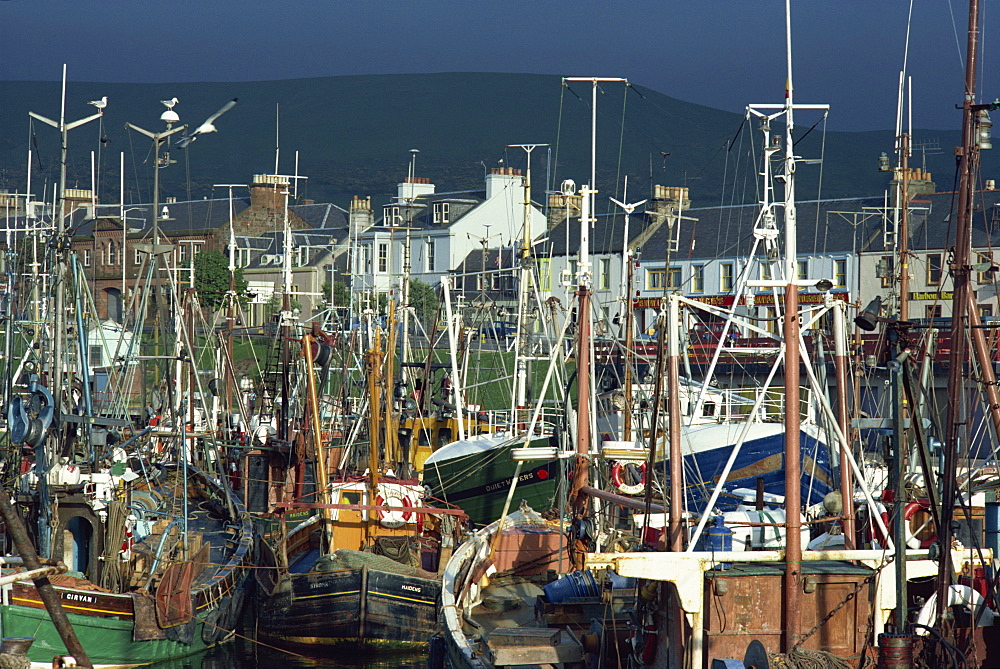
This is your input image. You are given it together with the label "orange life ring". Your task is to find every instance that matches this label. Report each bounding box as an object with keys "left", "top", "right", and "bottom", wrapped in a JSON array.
[
  {"left": 904, "top": 499, "right": 937, "bottom": 549},
  {"left": 610, "top": 461, "right": 646, "bottom": 495}
]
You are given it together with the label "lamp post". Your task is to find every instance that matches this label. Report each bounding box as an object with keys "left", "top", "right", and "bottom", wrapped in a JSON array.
[
  {"left": 28, "top": 67, "right": 104, "bottom": 410},
  {"left": 22, "top": 63, "right": 101, "bottom": 669}
]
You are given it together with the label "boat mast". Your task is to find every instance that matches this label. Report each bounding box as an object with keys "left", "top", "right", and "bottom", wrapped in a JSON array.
[
  {"left": 939, "top": 0, "right": 989, "bottom": 630},
  {"left": 779, "top": 0, "right": 803, "bottom": 647},
  {"left": 610, "top": 178, "right": 646, "bottom": 442},
  {"left": 509, "top": 143, "right": 547, "bottom": 420},
  {"left": 564, "top": 77, "right": 626, "bottom": 503}
]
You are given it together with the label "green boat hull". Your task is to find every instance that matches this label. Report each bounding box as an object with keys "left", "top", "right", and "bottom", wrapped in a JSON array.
[
  {"left": 2, "top": 604, "right": 217, "bottom": 668},
  {"left": 423, "top": 437, "right": 561, "bottom": 527}
]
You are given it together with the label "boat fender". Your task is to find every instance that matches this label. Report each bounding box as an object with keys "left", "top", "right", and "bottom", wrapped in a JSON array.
[
  {"left": 120, "top": 517, "right": 135, "bottom": 560},
  {"left": 903, "top": 499, "right": 937, "bottom": 549},
  {"left": 865, "top": 503, "right": 891, "bottom": 548},
  {"left": 914, "top": 584, "right": 996, "bottom": 633},
  {"left": 639, "top": 624, "right": 658, "bottom": 664},
  {"left": 610, "top": 461, "right": 646, "bottom": 495}
]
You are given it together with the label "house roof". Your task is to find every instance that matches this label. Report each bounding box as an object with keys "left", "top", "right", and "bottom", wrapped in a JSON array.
[
  {"left": 543, "top": 210, "right": 660, "bottom": 257},
  {"left": 635, "top": 189, "right": 1000, "bottom": 261},
  {"left": 78, "top": 198, "right": 252, "bottom": 237},
  {"left": 290, "top": 202, "right": 348, "bottom": 229}
]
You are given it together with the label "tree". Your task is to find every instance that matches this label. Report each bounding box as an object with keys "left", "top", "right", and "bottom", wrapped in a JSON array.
[
  {"left": 193, "top": 250, "right": 248, "bottom": 311},
  {"left": 264, "top": 293, "right": 303, "bottom": 322},
  {"left": 408, "top": 278, "right": 439, "bottom": 332},
  {"left": 320, "top": 280, "right": 352, "bottom": 310}
]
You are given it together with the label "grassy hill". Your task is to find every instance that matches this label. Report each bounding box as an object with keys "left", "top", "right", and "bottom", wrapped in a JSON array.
[{"left": 0, "top": 72, "right": 986, "bottom": 211}]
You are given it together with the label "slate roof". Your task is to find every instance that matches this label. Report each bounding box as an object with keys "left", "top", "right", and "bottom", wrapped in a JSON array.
[
  {"left": 635, "top": 189, "right": 1000, "bottom": 261},
  {"left": 542, "top": 210, "right": 661, "bottom": 257},
  {"left": 290, "top": 202, "right": 348, "bottom": 229},
  {"left": 244, "top": 227, "right": 348, "bottom": 269},
  {"left": 78, "top": 198, "right": 252, "bottom": 237}
]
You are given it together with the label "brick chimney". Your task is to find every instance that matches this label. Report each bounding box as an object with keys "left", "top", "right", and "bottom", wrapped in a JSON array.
[
  {"left": 250, "top": 174, "right": 290, "bottom": 210},
  {"left": 63, "top": 188, "right": 94, "bottom": 218},
  {"left": 651, "top": 185, "right": 690, "bottom": 219}
]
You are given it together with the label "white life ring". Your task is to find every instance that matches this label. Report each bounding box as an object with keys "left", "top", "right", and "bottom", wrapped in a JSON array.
[
  {"left": 376, "top": 490, "right": 416, "bottom": 529},
  {"left": 610, "top": 461, "right": 646, "bottom": 495}
]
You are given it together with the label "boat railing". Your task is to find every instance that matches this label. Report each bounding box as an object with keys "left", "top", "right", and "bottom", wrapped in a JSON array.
[
  {"left": 467, "top": 405, "right": 561, "bottom": 436},
  {"left": 700, "top": 385, "right": 816, "bottom": 424}
]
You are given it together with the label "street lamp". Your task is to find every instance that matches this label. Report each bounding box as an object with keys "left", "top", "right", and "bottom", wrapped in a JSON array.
[{"left": 28, "top": 66, "right": 105, "bottom": 410}]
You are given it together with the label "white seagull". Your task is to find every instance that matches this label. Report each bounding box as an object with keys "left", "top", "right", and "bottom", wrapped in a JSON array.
[
  {"left": 88, "top": 96, "right": 108, "bottom": 112},
  {"left": 161, "top": 97, "right": 179, "bottom": 110},
  {"left": 177, "top": 98, "right": 237, "bottom": 148}
]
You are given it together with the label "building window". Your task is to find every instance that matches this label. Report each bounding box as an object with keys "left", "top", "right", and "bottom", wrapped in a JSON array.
[
  {"left": 720, "top": 263, "right": 734, "bottom": 292},
  {"left": 879, "top": 255, "right": 895, "bottom": 288},
  {"left": 977, "top": 251, "right": 994, "bottom": 283},
  {"left": 384, "top": 206, "right": 401, "bottom": 226},
  {"left": 134, "top": 248, "right": 143, "bottom": 265},
  {"left": 762, "top": 307, "right": 778, "bottom": 335},
  {"left": 692, "top": 264, "right": 705, "bottom": 293},
  {"left": 797, "top": 260, "right": 808, "bottom": 282},
  {"left": 433, "top": 202, "right": 450, "bottom": 225},
  {"left": 426, "top": 239, "right": 435, "bottom": 272},
  {"left": 980, "top": 304, "right": 994, "bottom": 320},
  {"left": 647, "top": 269, "right": 664, "bottom": 290},
  {"left": 296, "top": 247, "right": 308, "bottom": 267},
  {"left": 599, "top": 258, "right": 611, "bottom": 289},
  {"left": 834, "top": 259, "right": 847, "bottom": 288},
  {"left": 926, "top": 253, "right": 942, "bottom": 285},
  {"left": 89, "top": 345, "right": 103, "bottom": 367},
  {"left": 83, "top": 248, "right": 91, "bottom": 267},
  {"left": 667, "top": 266, "right": 681, "bottom": 289},
  {"left": 925, "top": 304, "right": 942, "bottom": 320},
  {"left": 377, "top": 242, "right": 388, "bottom": 273},
  {"left": 107, "top": 242, "right": 117, "bottom": 266},
  {"left": 178, "top": 244, "right": 187, "bottom": 265},
  {"left": 538, "top": 258, "right": 551, "bottom": 290}
]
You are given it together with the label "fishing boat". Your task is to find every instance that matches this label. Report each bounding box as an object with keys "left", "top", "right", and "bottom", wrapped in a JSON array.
[
  {"left": 440, "top": 4, "right": 1000, "bottom": 666},
  {"left": 248, "top": 302, "right": 467, "bottom": 652},
  {"left": 0, "top": 89, "right": 257, "bottom": 667},
  {"left": 421, "top": 149, "right": 571, "bottom": 528},
  {"left": 0, "top": 222, "right": 253, "bottom": 667}
]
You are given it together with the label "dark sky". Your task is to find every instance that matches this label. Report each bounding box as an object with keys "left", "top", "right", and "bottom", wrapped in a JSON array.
[{"left": 2, "top": 1, "right": 995, "bottom": 131}]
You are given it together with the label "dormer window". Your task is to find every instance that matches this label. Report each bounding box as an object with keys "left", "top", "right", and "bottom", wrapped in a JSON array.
[
  {"left": 433, "top": 202, "right": 450, "bottom": 225},
  {"left": 384, "top": 205, "right": 402, "bottom": 226}
]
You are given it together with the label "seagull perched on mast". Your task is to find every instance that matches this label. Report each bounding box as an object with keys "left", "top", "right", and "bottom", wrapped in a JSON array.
[
  {"left": 88, "top": 96, "right": 108, "bottom": 112},
  {"left": 177, "top": 98, "right": 237, "bottom": 148},
  {"left": 161, "top": 97, "right": 179, "bottom": 110}
]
